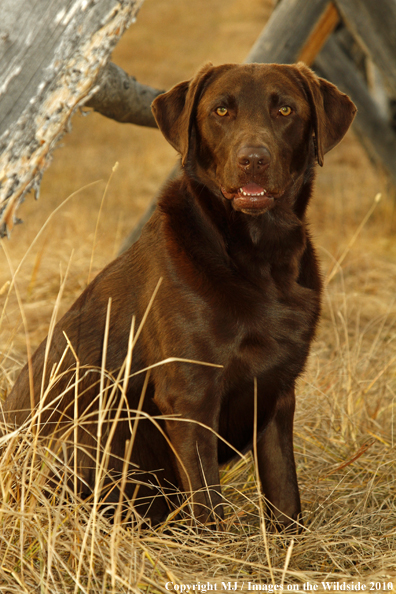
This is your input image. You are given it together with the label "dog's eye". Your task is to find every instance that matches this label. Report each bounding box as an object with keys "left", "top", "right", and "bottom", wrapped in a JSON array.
[
  {"left": 215, "top": 107, "right": 228, "bottom": 117},
  {"left": 279, "top": 106, "right": 292, "bottom": 116}
]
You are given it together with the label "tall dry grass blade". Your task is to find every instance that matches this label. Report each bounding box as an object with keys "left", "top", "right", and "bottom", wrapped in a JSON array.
[
  {"left": 87, "top": 162, "right": 119, "bottom": 285},
  {"left": 326, "top": 192, "right": 381, "bottom": 284},
  {"left": 131, "top": 276, "right": 163, "bottom": 350},
  {"left": 1, "top": 242, "right": 35, "bottom": 423},
  {"left": 281, "top": 538, "right": 294, "bottom": 587},
  {"left": 127, "top": 369, "right": 150, "bottom": 460},
  {"left": 122, "top": 315, "right": 136, "bottom": 397},
  {"left": 73, "top": 355, "right": 80, "bottom": 500},
  {"left": 127, "top": 356, "right": 223, "bottom": 380},
  {"left": 0, "top": 279, "right": 10, "bottom": 295},
  {"left": 110, "top": 436, "right": 136, "bottom": 592},
  {"left": 88, "top": 296, "right": 112, "bottom": 592},
  {"left": 38, "top": 250, "right": 74, "bottom": 421},
  {"left": 364, "top": 353, "right": 396, "bottom": 395},
  {"left": 18, "top": 251, "right": 76, "bottom": 521},
  {"left": 26, "top": 233, "right": 50, "bottom": 301}
]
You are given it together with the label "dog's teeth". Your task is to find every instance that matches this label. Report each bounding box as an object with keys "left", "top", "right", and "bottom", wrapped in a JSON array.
[{"left": 239, "top": 188, "right": 267, "bottom": 197}]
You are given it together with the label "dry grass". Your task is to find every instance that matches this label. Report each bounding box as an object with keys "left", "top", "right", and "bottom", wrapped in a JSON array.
[{"left": 1, "top": 0, "right": 396, "bottom": 591}]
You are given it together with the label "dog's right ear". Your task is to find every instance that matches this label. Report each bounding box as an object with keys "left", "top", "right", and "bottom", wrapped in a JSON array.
[{"left": 152, "top": 63, "right": 214, "bottom": 167}]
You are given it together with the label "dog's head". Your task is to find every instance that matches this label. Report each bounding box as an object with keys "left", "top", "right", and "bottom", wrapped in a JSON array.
[{"left": 152, "top": 63, "right": 356, "bottom": 216}]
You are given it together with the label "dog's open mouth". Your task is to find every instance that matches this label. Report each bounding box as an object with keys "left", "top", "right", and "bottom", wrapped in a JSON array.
[{"left": 221, "top": 183, "right": 277, "bottom": 213}]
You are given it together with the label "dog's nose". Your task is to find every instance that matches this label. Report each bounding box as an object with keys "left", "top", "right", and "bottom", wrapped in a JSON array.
[{"left": 237, "top": 146, "right": 271, "bottom": 172}]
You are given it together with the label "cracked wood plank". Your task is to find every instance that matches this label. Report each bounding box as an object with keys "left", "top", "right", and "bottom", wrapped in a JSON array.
[{"left": 0, "top": 0, "right": 144, "bottom": 237}]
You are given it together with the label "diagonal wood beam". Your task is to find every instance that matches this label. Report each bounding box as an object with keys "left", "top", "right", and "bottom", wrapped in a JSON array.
[
  {"left": 246, "top": 0, "right": 333, "bottom": 64},
  {"left": 85, "top": 62, "right": 163, "bottom": 128},
  {"left": 334, "top": 0, "right": 396, "bottom": 96},
  {"left": 315, "top": 33, "right": 396, "bottom": 184}
]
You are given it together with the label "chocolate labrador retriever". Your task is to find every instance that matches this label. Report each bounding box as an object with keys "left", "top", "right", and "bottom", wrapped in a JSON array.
[{"left": 3, "top": 63, "right": 356, "bottom": 529}]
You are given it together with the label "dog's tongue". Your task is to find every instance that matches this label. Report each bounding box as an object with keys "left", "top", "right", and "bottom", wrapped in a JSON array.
[{"left": 239, "top": 183, "right": 266, "bottom": 196}]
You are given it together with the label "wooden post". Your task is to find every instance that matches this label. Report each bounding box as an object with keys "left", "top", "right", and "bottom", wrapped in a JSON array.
[
  {"left": 247, "top": 0, "right": 332, "bottom": 64},
  {"left": 298, "top": 2, "right": 339, "bottom": 66},
  {"left": 0, "top": 0, "right": 143, "bottom": 237}
]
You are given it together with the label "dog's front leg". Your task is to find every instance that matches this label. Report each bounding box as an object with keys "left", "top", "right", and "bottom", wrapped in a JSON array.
[
  {"left": 155, "top": 389, "right": 223, "bottom": 526},
  {"left": 256, "top": 387, "right": 302, "bottom": 532}
]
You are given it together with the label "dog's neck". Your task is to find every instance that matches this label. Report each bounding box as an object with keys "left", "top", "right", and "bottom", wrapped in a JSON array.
[
  {"left": 186, "top": 168, "right": 314, "bottom": 245},
  {"left": 158, "top": 170, "right": 315, "bottom": 282}
]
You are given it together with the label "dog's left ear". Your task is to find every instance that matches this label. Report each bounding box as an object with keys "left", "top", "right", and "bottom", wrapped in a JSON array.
[
  {"left": 295, "top": 62, "right": 357, "bottom": 166},
  {"left": 152, "top": 63, "right": 215, "bottom": 166}
]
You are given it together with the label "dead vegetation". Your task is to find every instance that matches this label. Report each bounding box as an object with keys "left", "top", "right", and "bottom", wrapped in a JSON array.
[{"left": 1, "top": 0, "right": 396, "bottom": 591}]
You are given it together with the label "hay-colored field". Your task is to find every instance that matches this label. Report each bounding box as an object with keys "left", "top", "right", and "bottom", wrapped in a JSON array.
[{"left": 1, "top": 0, "right": 395, "bottom": 592}]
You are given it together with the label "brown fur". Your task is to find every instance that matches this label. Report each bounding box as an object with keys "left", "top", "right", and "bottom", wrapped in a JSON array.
[{"left": 3, "top": 63, "right": 356, "bottom": 529}]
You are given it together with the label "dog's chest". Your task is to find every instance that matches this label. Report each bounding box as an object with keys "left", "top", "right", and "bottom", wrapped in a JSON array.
[
  {"left": 211, "top": 268, "right": 318, "bottom": 381},
  {"left": 208, "top": 269, "right": 318, "bottom": 457}
]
